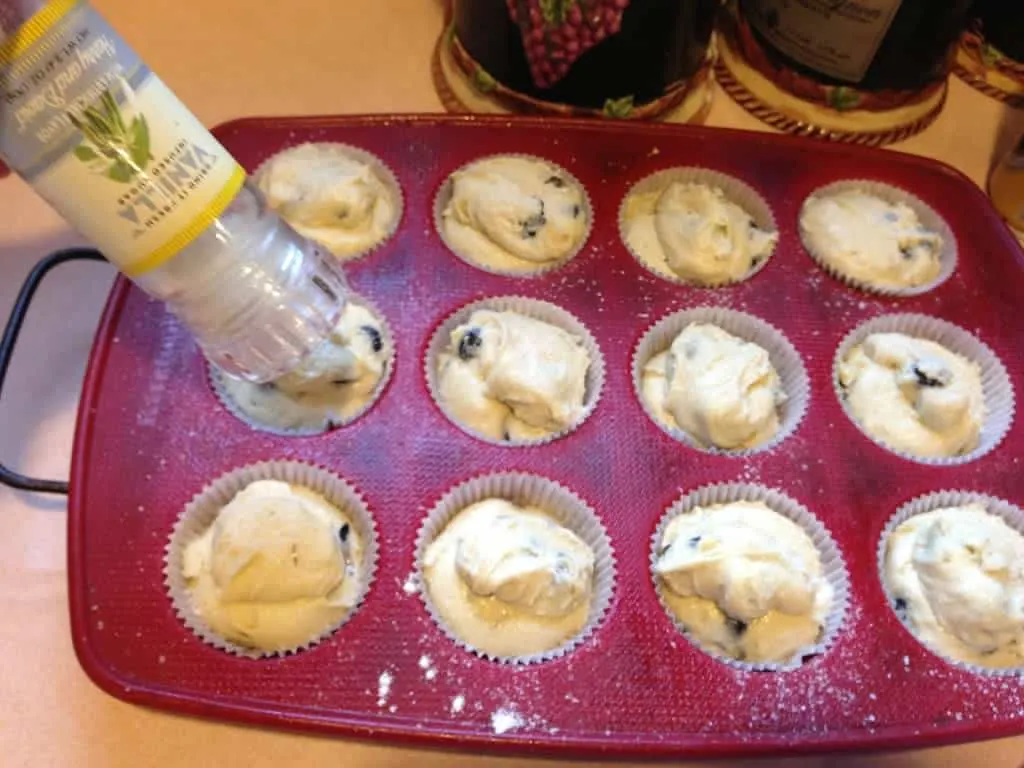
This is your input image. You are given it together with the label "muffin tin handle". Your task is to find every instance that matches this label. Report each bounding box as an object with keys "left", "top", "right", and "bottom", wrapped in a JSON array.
[{"left": 0, "top": 248, "right": 108, "bottom": 495}]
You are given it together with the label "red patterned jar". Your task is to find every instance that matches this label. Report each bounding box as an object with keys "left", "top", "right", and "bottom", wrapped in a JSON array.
[
  {"left": 716, "top": 0, "right": 973, "bottom": 145},
  {"left": 434, "top": 0, "right": 718, "bottom": 122},
  {"left": 954, "top": 2, "right": 1024, "bottom": 108}
]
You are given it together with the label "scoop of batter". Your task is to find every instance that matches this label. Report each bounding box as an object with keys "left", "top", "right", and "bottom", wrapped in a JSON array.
[
  {"left": 436, "top": 309, "right": 591, "bottom": 441},
  {"left": 423, "top": 498, "right": 595, "bottom": 657},
  {"left": 442, "top": 157, "right": 588, "bottom": 272},
  {"left": 623, "top": 181, "right": 777, "bottom": 284},
  {"left": 886, "top": 504, "right": 1024, "bottom": 668},
  {"left": 838, "top": 333, "right": 984, "bottom": 458},
  {"left": 655, "top": 501, "right": 833, "bottom": 664},
  {"left": 801, "top": 190, "right": 943, "bottom": 290},
  {"left": 220, "top": 302, "right": 390, "bottom": 432},
  {"left": 641, "top": 323, "right": 786, "bottom": 450},
  {"left": 182, "top": 480, "right": 363, "bottom": 652},
  {"left": 257, "top": 143, "right": 398, "bottom": 258}
]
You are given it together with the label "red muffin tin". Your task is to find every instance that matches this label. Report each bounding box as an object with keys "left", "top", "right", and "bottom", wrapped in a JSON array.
[{"left": 62, "top": 116, "right": 1024, "bottom": 759}]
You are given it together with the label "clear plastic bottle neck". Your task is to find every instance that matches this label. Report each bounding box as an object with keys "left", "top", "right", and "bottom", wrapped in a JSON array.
[{"left": 133, "top": 182, "right": 348, "bottom": 383}]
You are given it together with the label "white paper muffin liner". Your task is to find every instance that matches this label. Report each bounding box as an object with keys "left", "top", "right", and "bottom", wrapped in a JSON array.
[
  {"left": 631, "top": 306, "right": 809, "bottom": 456},
  {"left": 164, "top": 461, "right": 379, "bottom": 659},
  {"left": 433, "top": 153, "right": 593, "bottom": 278},
  {"left": 617, "top": 167, "right": 778, "bottom": 287},
  {"left": 425, "top": 296, "right": 605, "bottom": 447},
  {"left": 650, "top": 483, "right": 850, "bottom": 672},
  {"left": 413, "top": 472, "right": 616, "bottom": 665},
  {"left": 253, "top": 142, "right": 404, "bottom": 263},
  {"left": 209, "top": 295, "right": 396, "bottom": 437},
  {"left": 877, "top": 491, "right": 1024, "bottom": 677},
  {"left": 832, "top": 314, "right": 1014, "bottom": 465},
  {"left": 798, "top": 180, "right": 957, "bottom": 297}
]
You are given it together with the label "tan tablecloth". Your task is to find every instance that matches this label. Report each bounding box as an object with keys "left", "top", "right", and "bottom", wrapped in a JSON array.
[{"left": 2, "top": 2, "right": 1024, "bottom": 765}]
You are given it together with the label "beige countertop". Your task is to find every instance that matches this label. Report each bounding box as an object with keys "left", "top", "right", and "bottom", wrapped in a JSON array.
[{"left": 2, "top": 1, "right": 1024, "bottom": 766}]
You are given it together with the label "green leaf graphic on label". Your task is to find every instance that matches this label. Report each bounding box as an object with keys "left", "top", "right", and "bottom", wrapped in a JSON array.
[
  {"left": 603, "top": 95, "right": 635, "bottom": 118},
  {"left": 102, "top": 91, "right": 126, "bottom": 136},
  {"left": 129, "top": 115, "right": 151, "bottom": 169},
  {"left": 69, "top": 87, "right": 152, "bottom": 184},
  {"left": 73, "top": 145, "right": 99, "bottom": 162},
  {"left": 106, "top": 159, "right": 135, "bottom": 183}
]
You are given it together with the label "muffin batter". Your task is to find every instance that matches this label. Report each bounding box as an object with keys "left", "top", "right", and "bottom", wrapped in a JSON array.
[
  {"left": 220, "top": 302, "right": 390, "bottom": 432},
  {"left": 801, "top": 189, "right": 943, "bottom": 290},
  {"left": 838, "top": 333, "right": 984, "bottom": 458},
  {"left": 441, "top": 156, "right": 588, "bottom": 272},
  {"left": 641, "top": 323, "right": 786, "bottom": 450},
  {"left": 885, "top": 504, "right": 1024, "bottom": 668},
  {"left": 655, "top": 501, "right": 833, "bottom": 665},
  {"left": 622, "top": 181, "right": 777, "bottom": 284},
  {"left": 436, "top": 310, "right": 591, "bottom": 441},
  {"left": 182, "top": 480, "right": 364, "bottom": 652},
  {"left": 422, "top": 498, "right": 595, "bottom": 657},
  {"left": 257, "top": 143, "right": 398, "bottom": 259}
]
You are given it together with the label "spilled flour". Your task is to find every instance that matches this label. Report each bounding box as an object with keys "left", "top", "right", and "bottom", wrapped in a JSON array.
[
  {"left": 377, "top": 671, "right": 393, "bottom": 707},
  {"left": 402, "top": 573, "right": 419, "bottom": 595},
  {"left": 418, "top": 655, "right": 438, "bottom": 681},
  {"left": 491, "top": 708, "right": 524, "bottom": 735}
]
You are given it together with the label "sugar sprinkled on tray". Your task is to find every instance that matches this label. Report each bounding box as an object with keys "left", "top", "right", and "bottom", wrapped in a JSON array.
[
  {"left": 491, "top": 708, "right": 524, "bottom": 735},
  {"left": 402, "top": 573, "right": 419, "bottom": 595},
  {"left": 377, "top": 671, "right": 393, "bottom": 707},
  {"left": 418, "top": 655, "right": 438, "bottom": 681}
]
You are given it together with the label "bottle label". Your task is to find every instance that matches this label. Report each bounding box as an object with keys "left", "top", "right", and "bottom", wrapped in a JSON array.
[
  {"left": 745, "top": 0, "right": 903, "bottom": 84},
  {"left": 0, "top": 0, "right": 244, "bottom": 276}
]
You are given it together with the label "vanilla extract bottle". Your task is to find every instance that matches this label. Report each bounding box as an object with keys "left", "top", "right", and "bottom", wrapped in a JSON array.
[{"left": 0, "top": 0, "right": 348, "bottom": 381}]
